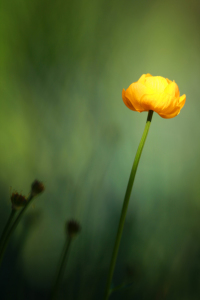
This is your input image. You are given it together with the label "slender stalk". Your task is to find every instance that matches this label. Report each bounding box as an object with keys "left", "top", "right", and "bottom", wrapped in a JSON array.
[
  {"left": 0, "top": 195, "right": 34, "bottom": 265},
  {"left": 104, "top": 110, "right": 153, "bottom": 300},
  {"left": 110, "top": 281, "right": 133, "bottom": 294},
  {"left": 0, "top": 209, "right": 16, "bottom": 252},
  {"left": 50, "top": 237, "right": 72, "bottom": 300}
]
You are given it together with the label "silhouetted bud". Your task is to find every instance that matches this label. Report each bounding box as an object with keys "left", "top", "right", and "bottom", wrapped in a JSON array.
[
  {"left": 11, "top": 192, "right": 27, "bottom": 210},
  {"left": 66, "top": 220, "right": 81, "bottom": 238},
  {"left": 31, "top": 180, "right": 45, "bottom": 197}
]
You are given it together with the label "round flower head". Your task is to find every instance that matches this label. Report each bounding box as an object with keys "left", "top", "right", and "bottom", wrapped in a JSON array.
[
  {"left": 66, "top": 220, "right": 81, "bottom": 238},
  {"left": 122, "top": 74, "right": 186, "bottom": 118},
  {"left": 11, "top": 192, "right": 27, "bottom": 210},
  {"left": 31, "top": 180, "right": 45, "bottom": 197}
]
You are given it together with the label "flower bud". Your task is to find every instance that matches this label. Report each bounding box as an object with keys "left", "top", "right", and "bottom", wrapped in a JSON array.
[
  {"left": 31, "top": 180, "right": 45, "bottom": 197},
  {"left": 11, "top": 192, "right": 27, "bottom": 210},
  {"left": 66, "top": 220, "right": 81, "bottom": 238}
]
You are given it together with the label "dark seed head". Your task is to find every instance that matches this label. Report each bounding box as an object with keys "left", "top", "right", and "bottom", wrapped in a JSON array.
[
  {"left": 11, "top": 192, "right": 27, "bottom": 210},
  {"left": 66, "top": 220, "right": 81, "bottom": 238},
  {"left": 31, "top": 180, "right": 45, "bottom": 197}
]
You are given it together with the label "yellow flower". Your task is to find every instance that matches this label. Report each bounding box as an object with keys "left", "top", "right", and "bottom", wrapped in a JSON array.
[{"left": 122, "top": 74, "right": 186, "bottom": 118}]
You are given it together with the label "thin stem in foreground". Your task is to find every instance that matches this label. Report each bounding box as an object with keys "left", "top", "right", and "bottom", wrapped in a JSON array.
[
  {"left": 50, "top": 238, "right": 72, "bottom": 300},
  {"left": 0, "top": 195, "right": 34, "bottom": 265},
  {"left": 0, "top": 209, "right": 16, "bottom": 253},
  {"left": 104, "top": 110, "right": 153, "bottom": 300}
]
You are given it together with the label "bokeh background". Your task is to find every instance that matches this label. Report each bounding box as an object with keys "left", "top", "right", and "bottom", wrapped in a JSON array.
[{"left": 1, "top": 0, "right": 200, "bottom": 299}]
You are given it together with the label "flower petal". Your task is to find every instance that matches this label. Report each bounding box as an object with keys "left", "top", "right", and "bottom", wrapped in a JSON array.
[
  {"left": 158, "top": 96, "right": 185, "bottom": 118},
  {"left": 122, "top": 83, "right": 148, "bottom": 112},
  {"left": 164, "top": 81, "right": 180, "bottom": 98},
  {"left": 165, "top": 78, "right": 172, "bottom": 84},
  {"left": 138, "top": 73, "right": 152, "bottom": 85},
  {"left": 140, "top": 92, "right": 183, "bottom": 118},
  {"left": 178, "top": 94, "right": 186, "bottom": 109},
  {"left": 122, "top": 88, "right": 136, "bottom": 111},
  {"left": 158, "top": 110, "right": 181, "bottom": 119},
  {"left": 144, "top": 76, "right": 169, "bottom": 93}
]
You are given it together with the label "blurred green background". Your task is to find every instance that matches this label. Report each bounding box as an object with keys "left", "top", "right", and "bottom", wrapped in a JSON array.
[{"left": 1, "top": 0, "right": 200, "bottom": 299}]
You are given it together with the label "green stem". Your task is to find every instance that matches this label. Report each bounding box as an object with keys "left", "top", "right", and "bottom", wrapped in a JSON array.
[
  {"left": 0, "top": 209, "right": 16, "bottom": 253},
  {"left": 104, "top": 110, "right": 153, "bottom": 300},
  {"left": 110, "top": 281, "right": 133, "bottom": 294},
  {"left": 0, "top": 195, "right": 34, "bottom": 266},
  {"left": 50, "top": 238, "right": 72, "bottom": 300}
]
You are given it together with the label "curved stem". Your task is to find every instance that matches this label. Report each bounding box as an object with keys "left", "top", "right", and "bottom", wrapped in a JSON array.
[
  {"left": 104, "top": 110, "right": 153, "bottom": 300},
  {"left": 0, "top": 195, "right": 34, "bottom": 266},
  {"left": 50, "top": 238, "right": 72, "bottom": 300},
  {"left": 0, "top": 209, "right": 16, "bottom": 253}
]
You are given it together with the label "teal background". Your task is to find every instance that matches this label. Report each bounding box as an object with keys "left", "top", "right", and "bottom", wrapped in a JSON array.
[{"left": 1, "top": 0, "right": 200, "bottom": 299}]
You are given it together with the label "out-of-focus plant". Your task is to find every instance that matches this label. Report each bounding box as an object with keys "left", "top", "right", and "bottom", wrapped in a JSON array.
[
  {"left": 0, "top": 180, "right": 45, "bottom": 265},
  {"left": 50, "top": 219, "right": 81, "bottom": 300}
]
